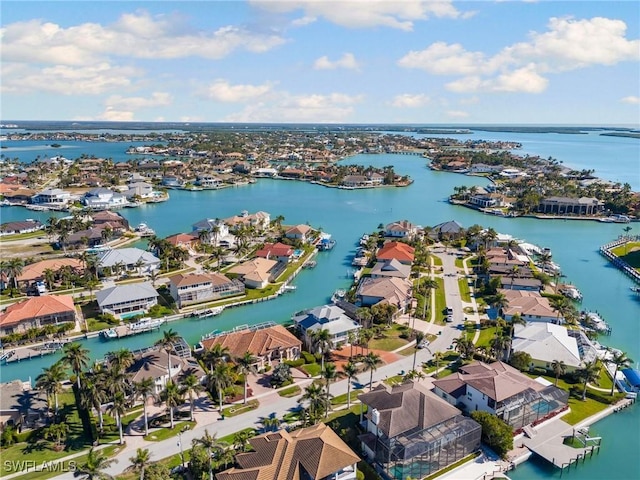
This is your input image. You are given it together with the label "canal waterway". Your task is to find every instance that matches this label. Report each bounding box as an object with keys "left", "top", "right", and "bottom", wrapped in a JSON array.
[{"left": 0, "top": 130, "right": 638, "bottom": 479}]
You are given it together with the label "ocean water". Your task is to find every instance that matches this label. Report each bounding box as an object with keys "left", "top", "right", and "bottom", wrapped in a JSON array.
[{"left": 0, "top": 130, "right": 638, "bottom": 479}]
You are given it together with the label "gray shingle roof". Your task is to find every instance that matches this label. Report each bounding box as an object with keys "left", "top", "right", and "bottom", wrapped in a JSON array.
[{"left": 96, "top": 281, "right": 158, "bottom": 307}]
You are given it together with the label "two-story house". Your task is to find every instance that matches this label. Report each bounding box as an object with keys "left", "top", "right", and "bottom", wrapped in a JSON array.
[{"left": 169, "top": 272, "right": 245, "bottom": 308}]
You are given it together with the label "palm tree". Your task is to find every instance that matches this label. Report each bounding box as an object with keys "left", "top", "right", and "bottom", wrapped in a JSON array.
[
  {"left": 235, "top": 352, "right": 257, "bottom": 405},
  {"left": 201, "top": 343, "right": 230, "bottom": 372},
  {"left": 207, "top": 363, "right": 234, "bottom": 412},
  {"left": 6, "top": 258, "right": 24, "bottom": 290},
  {"left": 180, "top": 373, "right": 203, "bottom": 421},
  {"left": 62, "top": 342, "right": 90, "bottom": 389},
  {"left": 262, "top": 414, "right": 281, "bottom": 432},
  {"left": 322, "top": 363, "right": 339, "bottom": 417},
  {"left": 412, "top": 331, "right": 425, "bottom": 371},
  {"left": 159, "top": 380, "right": 183, "bottom": 429},
  {"left": 109, "top": 348, "right": 134, "bottom": 375},
  {"left": 73, "top": 448, "right": 115, "bottom": 480},
  {"left": 577, "top": 360, "right": 601, "bottom": 401},
  {"left": 134, "top": 378, "right": 156, "bottom": 436},
  {"left": 109, "top": 391, "right": 128, "bottom": 445},
  {"left": 44, "top": 422, "right": 69, "bottom": 450},
  {"left": 453, "top": 337, "right": 475, "bottom": 360},
  {"left": 550, "top": 296, "right": 572, "bottom": 325},
  {"left": 342, "top": 362, "right": 359, "bottom": 409},
  {"left": 126, "top": 448, "right": 151, "bottom": 480},
  {"left": 192, "top": 429, "right": 224, "bottom": 480},
  {"left": 610, "top": 351, "right": 632, "bottom": 396},
  {"left": 43, "top": 268, "right": 56, "bottom": 290},
  {"left": 433, "top": 351, "right": 445, "bottom": 378},
  {"left": 490, "top": 334, "right": 510, "bottom": 361},
  {"left": 506, "top": 313, "right": 527, "bottom": 360},
  {"left": 81, "top": 374, "right": 107, "bottom": 433},
  {"left": 551, "top": 359, "right": 566, "bottom": 386},
  {"left": 363, "top": 352, "right": 382, "bottom": 391},
  {"left": 155, "top": 329, "right": 180, "bottom": 380},
  {"left": 299, "top": 382, "right": 326, "bottom": 424},
  {"left": 311, "top": 328, "right": 332, "bottom": 373},
  {"left": 36, "top": 361, "right": 66, "bottom": 418}
]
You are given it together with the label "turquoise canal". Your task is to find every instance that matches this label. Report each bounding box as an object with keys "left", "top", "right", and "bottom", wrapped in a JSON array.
[{"left": 0, "top": 131, "right": 639, "bottom": 480}]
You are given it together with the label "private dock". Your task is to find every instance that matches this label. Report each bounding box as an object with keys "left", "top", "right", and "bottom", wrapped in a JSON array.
[{"left": 1, "top": 341, "right": 67, "bottom": 363}]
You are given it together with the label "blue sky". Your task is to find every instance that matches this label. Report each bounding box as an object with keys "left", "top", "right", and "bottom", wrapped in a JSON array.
[{"left": 1, "top": 1, "right": 639, "bottom": 125}]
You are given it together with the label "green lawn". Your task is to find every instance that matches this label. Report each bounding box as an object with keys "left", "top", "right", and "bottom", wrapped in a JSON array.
[
  {"left": 221, "top": 400, "right": 259, "bottom": 418},
  {"left": 330, "top": 390, "right": 362, "bottom": 406},
  {"left": 431, "top": 256, "right": 443, "bottom": 267},
  {"left": 610, "top": 242, "right": 640, "bottom": 268},
  {"left": 458, "top": 277, "right": 472, "bottom": 302},
  {"left": 368, "top": 323, "right": 411, "bottom": 352},
  {"left": 277, "top": 385, "right": 301, "bottom": 398},
  {"left": 143, "top": 421, "right": 196, "bottom": 441},
  {"left": 434, "top": 277, "right": 447, "bottom": 324},
  {"left": 301, "top": 363, "right": 322, "bottom": 377}
]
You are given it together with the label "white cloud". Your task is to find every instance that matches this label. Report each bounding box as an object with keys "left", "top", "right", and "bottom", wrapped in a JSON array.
[
  {"left": 224, "top": 91, "right": 364, "bottom": 122},
  {"left": 251, "top": 0, "right": 462, "bottom": 30},
  {"left": 399, "top": 16, "right": 639, "bottom": 95},
  {"left": 621, "top": 96, "right": 640, "bottom": 104},
  {"left": 390, "top": 94, "right": 431, "bottom": 108},
  {"left": 203, "top": 80, "right": 273, "bottom": 103},
  {"left": 313, "top": 53, "right": 360, "bottom": 70},
  {"left": 1, "top": 63, "right": 140, "bottom": 95},
  {"left": 105, "top": 92, "right": 173, "bottom": 109},
  {"left": 0, "top": 11, "right": 287, "bottom": 66},
  {"left": 97, "top": 107, "right": 136, "bottom": 122},
  {"left": 398, "top": 42, "right": 490, "bottom": 75}
]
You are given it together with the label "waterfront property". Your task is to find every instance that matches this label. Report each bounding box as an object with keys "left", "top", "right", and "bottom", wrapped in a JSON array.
[
  {"left": 0, "top": 295, "right": 76, "bottom": 336},
  {"left": 511, "top": 323, "right": 582, "bottom": 372},
  {"left": 432, "top": 361, "right": 569, "bottom": 430},
  {"left": 95, "top": 281, "right": 159, "bottom": 318},
  {"left": 0, "top": 219, "right": 43, "bottom": 236},
  {"left": 376, "top": 241, "right": 415, "bottom": 265},
  {"left": 216, "top": 423, "right": 360, "bottom": 480},
  {"left": 537, "top": 196, "right": 604, "bottom": 216},
  {"left": 224, "top": 210, "right": 271, "bottom": 232},
  {"left": 384, "top": 220, "right": 419, "bottom": 239},
  {"left": 499, "top": 289, "right": 562, "bottom": 324},
  {"left": 200, "top": 323, "right": 301, "bottom": 371},
  {"left": 82, "top": 187, "right": 129, "bottom": 210},
  {"left": 95, "top": 247, "right": 161, "bottom": 276},
  {"left": 191, "top": 218, "right": 230, "bottom": 245},
  {"left": 356, "top": 277, "right": 412, "bottom": 311},
  {"left": 428, "top": 220, "right": 465, "bottom": 242},
  {"left": 285, "top": 224, "right": 314, "bottom": 243},
  {"left": 370, "top": 259, "right": 412, "bottom": 280},
  {"left": 255, "top": 242, "right": 294, "bottom": 263},
  {"left": 293, "top": 304, "right": 361, "bottom": 349},
  {"left": 123, "top": 346, "right": 205, "bottom": 394},
  {"left": 228, "top": 258, "right": 278, "bottom": 289},
  {"left": 0, "top": 379, "right": 48, "bottom": 431},
  {"left": 358, "top": 380, "right": 482, "bottom": 480},
  {"left": 169, "top": 272, "right": 245, "bottom": 308},
  {"left": 165, "top": 232, "right": 199, "bottom": 250},
  {"left": 31, "top": 187, "right": 74, "bottom": 207},
  {"left": 91, "top": 210, "right": 130, "bottom": 231}
]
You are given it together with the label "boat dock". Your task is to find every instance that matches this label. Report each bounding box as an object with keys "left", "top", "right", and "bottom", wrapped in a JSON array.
[
  {"left": 101, "top": 318, "right": 165, "bottom": 340},
  {"left": 1, "top": 341, "right": 67, "bottom": 363}
]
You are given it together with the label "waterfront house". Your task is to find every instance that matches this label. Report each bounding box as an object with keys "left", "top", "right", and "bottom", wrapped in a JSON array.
[
  {"left": 499, "top": 277, "right": 542, "bottom": 291},
  {"left": 0, "top": 295, "right": 76, "bottom": 336},
  {"left": 123, "top": 181, "right": 155, "bottom": 199},
  {"left": 486, "top": 247, "right": 528, "bottom": 267},
  {"left": 165, "top": 233, "right": 199, "bottom": 250},
  {"left": 356, "top": 277, "right": 412, "bottom": 311},
  {"left": 358, "top": 381, "right": 481, "bottom": 480},
  {"left": 285, "top": 224, "right": 314, "bottom": 243},
  {"left": 95, "top": 281, "right": 158, "bottom": 318},
  {"left": 161, "top": 176, "right": 184, "bottom": 188},
  {"left": 216, "top": 423, "right": 359, "bottom": 480},
  {"left": 82, "top": 187, "right": 129, "bottom": 210},
  {"left": 169, "top": 272, "right": 245, "bottom": 308},
  {"left": 537, "top": 196, "right": 604, "bottom": 216},
  {"left": 499, "top": 289, "right": 562, "bottom": 324},
  {"left": 511, "top": 323, "right": 582, "bottom": 372},
  {"left": 384, "top": 220, "right": 418, "bottom": 240},
  {"left": 0, "top": 219, "right": 43, "bottom": 236},
  {"left": 67, "top": 226, "right": 109, "bottom": 248},
  {"left": 0, "top": 380, "right": 48, "bottom": 431},
  {"left": 228, "top": 258, "right": 278, "bottom": 289},
  {"left": 376, "top": 241, "right": 415, "bottom": 265},
  {"left": 91, "top": 210, "right": 130, "bottom": 231},
  {"left": 224, "top": 210, "right": 271, "bottom": 232},
  {"left": 31, "top": 188, "right": 73, "bottom": 207},
  {"left": 15, "top": 258, "right": 84, "bottom": 290},
  {"left": 428, "top": 220, "right": 465, "bottom": 242},
  {"left": 191, "top": 218, "right": 230, "bottom": 245},
  {"left": 123, "top": 347, "right": 205, "bottom": 394},
  {"left": 432, "top": 361, "right": 569, "bottom": 430},
  {"left": 255, "top": 242, "right": 294, "bottom": 263},
  {"left": 95, "top": 248, "right": 160, "bottom": 276},
  {"left": 370, "top": 259, "right": 411, "bottom": 280},
  {"left": 195, "top": 175, "right": 223, "bottom": 189},
  {"left": 293, "top": 304, "right": 361, "bottom": 349},
  {"left": 200, "top": 324, "right": 301, "bottom": 371}
]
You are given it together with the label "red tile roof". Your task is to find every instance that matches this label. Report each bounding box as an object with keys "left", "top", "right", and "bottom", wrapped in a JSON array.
[
  {"left": 256, "top": 242, "right": 293, "bottom": 259},
  {"left": 201, "top": 325, "right": 301, "bottom": 360},
  {"left": 376, "top": 241, "right": 415, "bottom": 263},
  {"left": 0, "top": 295, "right": 75, "bottom": 328}
]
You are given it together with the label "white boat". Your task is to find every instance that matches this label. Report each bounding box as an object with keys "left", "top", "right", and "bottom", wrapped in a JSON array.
[
  {"left": 129, "top": 317, "right": 163, "bottom": 331},
  {"left": 135, "top": 223, "right": 156, "bottom": 236},
  {"left": 197, "top": 306, "right": 225, "bottom": 318},
  {"left": 331, "top": 289, "right": 346, "bottom": 303},
  {"left": 283, "top": 285, "right": 297, "bottom": 292},
  {"left": 101, "top": 328, "right": 118, "bottom": 340},
  {"left": 559, "top": 285, "right": 583, "bottom": 301}
]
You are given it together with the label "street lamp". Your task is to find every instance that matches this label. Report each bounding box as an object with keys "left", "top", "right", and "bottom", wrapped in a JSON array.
[{"left": 177, "top": 425, "right": 190, "bottom": 468}]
